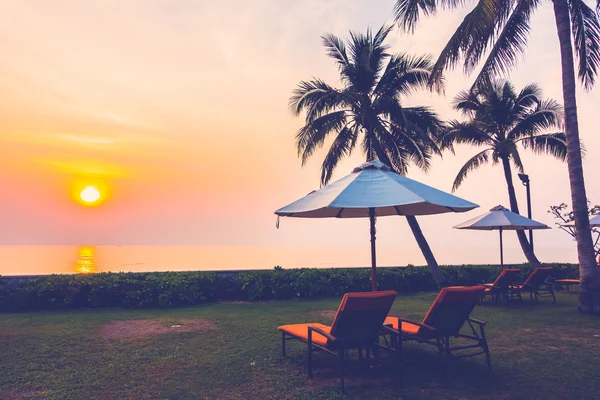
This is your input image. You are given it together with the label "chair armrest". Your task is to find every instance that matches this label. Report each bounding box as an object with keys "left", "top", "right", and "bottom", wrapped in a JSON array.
[
  {"left": 395, "top": 317, "right": 436, "bottom": 332},
  {"left": 469, "top": 318, "right": 487, "bottom": 326},
  {"left": 308, "top": 325, "right": 337, "bottom": 342},
  {"left": 382, "top": 324, "right": 396, "bottom": 335}
]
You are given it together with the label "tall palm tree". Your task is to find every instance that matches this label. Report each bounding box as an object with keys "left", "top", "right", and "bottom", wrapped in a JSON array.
[
  {"left": 443, "top": 81, "right": 565, "bottom": 265},
  {"left": 289, "top": 25, "right": 449, "bottom": 288},
  {"left": 394, "top": 0, "right": 600, "bottom": 314}
]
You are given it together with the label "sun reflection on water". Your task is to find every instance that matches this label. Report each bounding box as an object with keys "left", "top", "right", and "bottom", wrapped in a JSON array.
[{"left": 76, "top": 246, "right": 96, "bottom": 273}]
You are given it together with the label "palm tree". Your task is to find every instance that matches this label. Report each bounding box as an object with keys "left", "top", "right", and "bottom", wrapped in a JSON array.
[
  {"left": 394, "top": 0, "right": 600, "bottom": 314},
  {"left": 443, "top": 81, "right": 565, "bottom": 265},
  {"left": 289, "top": 25, "right": 449, "bottom": 288}
]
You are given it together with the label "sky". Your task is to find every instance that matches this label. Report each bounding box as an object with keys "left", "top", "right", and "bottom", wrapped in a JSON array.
[{"left": 0, "top": 0, "right": 598, "bottom": 267}]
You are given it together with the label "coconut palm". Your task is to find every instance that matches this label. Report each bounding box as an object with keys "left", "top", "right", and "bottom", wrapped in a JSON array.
[
  {"left": 443, "top": 80, "right": 565, "bottom": 265},
  {"left": 289, "top": 25, "right": 449, "bottom": 287},
  {"left": 394, "top": 0, "right": 600, "bottom": 313}
]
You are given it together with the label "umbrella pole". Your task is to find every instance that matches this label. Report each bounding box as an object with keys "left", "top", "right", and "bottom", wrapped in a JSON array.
[
  {"left": 499, "top": 227, "right": 504, "bottom": 269},
  {"left": 369, "top": 208, "right": 377, "bottom": 291}
]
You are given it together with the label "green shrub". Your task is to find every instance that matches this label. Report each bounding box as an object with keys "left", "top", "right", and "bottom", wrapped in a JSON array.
[{"left": 0, "top": 263, "right": 580, "bottom": 311}]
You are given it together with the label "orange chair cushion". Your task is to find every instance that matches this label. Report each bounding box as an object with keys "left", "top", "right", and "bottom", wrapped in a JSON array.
[
  {"left": 422, "top": 286, "right": 485, "bottom": 324},
  {"left": 329, "top": 290, "right": 397, "bottom": 337},
  {"left": 383, "top": 316, "right": 421, "bottom": 336},
  {"left": 555, "top": 279, "right": 580, "bottom": 284},
  {"left": 278, "top": 323, "right": 332, "bottom": 347}
]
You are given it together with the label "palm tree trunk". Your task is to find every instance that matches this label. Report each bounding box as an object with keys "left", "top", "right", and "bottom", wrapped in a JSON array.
[
  {"left": 552, "top": 0, "right": 600, "bottom": 314},
  {"left": 500, "top": 157, "right": 541, "bottom": 267},
  {"left": 405, "top": 215, "right": 448, "bottom": 289}
]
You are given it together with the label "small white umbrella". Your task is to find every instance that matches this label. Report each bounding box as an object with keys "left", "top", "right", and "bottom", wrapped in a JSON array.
[
  {"left": 454, "top": 205, "right": 550, "bottom": 267},
  {"left": 561, "top": 214, "right": 600, "bottom": 228},
  {"left": 275, "top": 160, "right": 479, "bottom": 291}
]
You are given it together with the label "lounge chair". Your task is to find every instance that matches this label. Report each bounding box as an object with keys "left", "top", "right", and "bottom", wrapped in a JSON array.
[
  {"left": 482, "top": 268, "right": 522, "bottom": 302},
  {"left": 554, "top": 278, "right": 580, "bottom": 292},
  {"left": 382, "top": 286, "right": 491, "bottom": 370},
  {"left": 509, "top": 267, "right": 555, "bottom": 303},
  {"left": 278, "top": 290, "right": 398, "bottom": 392}
]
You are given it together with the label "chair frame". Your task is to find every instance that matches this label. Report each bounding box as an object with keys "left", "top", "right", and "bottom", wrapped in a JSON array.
[
  {"left": 280, "top": 324, "right": 401, "bottom": 392},
  {"left": 510, "top": 268, "right": 556, "bottom": 303},
  {"left": 279, "top": 291, "right": 400, "bottom": 393},
  {"left": 382, "top": 317, "right": 491, "bottom": 370},
  {"left": 482, "top": 268, "right": 521, "bottom": 303}
]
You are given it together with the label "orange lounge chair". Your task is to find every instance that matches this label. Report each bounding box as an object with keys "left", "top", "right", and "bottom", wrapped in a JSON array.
[
  {"left": 554, "top": 278, "right": 580, "bottom": 292},
  {"left": 482, "top": 268, "right": 522, "bottom": 302},
  {"left": 382, "top": 286, "right": 491, "bottom": 370},
  {"left": 278, "top": 290, "right": 398, "bottom": 392},
  {"left": 510, "top": 267, "right": 555, "bottom": 303}
]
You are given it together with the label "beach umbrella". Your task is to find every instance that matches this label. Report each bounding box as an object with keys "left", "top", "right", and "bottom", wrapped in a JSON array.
[
  {"left": 275, "top": 159, "right": 479, "bottom": 291},
  {"left": 561, "top": 213, "right": 600, "bottom": 228},
  {"left": 453, "top": 205, "right": 550, "bottom": 268}
]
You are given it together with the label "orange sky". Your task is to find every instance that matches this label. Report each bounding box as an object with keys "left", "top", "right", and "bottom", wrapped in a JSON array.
[{"left": 0, "top": 0, "right": 598, "bottom": 266}]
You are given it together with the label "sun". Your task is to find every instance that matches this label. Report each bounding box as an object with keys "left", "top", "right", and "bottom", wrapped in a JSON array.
[
  {"left": 72, "top": 180, "right": 108, "bottom": 206},
  {"left": 79, "top": 185, "right": 102, "bottom": 205}
]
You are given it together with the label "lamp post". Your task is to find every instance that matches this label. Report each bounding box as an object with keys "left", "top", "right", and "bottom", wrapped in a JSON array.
[{"left": 518, "top": 173, "right": 533, "bottom": 251}]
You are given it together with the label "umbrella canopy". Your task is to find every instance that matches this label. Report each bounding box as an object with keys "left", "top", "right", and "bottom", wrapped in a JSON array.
[
  {"left": 276, "top": 160, "right": 479, "bottom": 218},
  {"left": 275, "top": 160, "right": 479, "bottom": 290},
  {"left": 454, "top": 205, "right": 550, "bottom": 267},
  {"left": 561, "top": 214, "right": 600, "bottom": 228}
]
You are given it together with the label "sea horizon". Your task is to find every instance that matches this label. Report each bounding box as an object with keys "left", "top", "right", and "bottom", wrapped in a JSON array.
[{"left": 0, "top": 244, "right": 578, "bottom": 276}]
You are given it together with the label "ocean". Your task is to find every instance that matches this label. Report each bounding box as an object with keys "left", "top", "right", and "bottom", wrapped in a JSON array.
[{"left": 0, "top": 245, "right": 412, "bottom": 276}]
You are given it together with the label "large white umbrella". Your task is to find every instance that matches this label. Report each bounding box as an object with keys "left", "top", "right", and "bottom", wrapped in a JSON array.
[
  {"left": 454, "top": 205, "right": 550, "bottom": 267},
  {"left": 275, "top": 160, "right": 479, "bottom": 291}
]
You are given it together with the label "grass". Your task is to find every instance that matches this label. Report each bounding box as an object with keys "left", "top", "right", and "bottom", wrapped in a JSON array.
[{"left": 1, "top": 292, "right": 599, "bottom": 400}]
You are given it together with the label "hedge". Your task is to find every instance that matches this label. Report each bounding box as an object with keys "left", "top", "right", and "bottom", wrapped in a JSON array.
[{"left": 0, "top": 264, "right": 579, "bottom": 311}]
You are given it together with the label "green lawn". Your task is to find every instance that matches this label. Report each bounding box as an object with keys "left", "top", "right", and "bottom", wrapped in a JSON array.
[{"left": 1, "top": 292, "right": 599, "bottom": 400}]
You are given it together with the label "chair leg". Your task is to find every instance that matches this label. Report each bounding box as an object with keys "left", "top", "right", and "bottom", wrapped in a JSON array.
[
  {"left": 480, "top": 327, "right": 492, "bottom": 371},
  {"left": 436, "top": 338, "right": 444, "bottom": 357},
  {"left": 281, "top": 331, "right": 286, "bottom": 357},
  {"left": 307, "top": 330, "right": 313, "bottom": 378},
  {"left": 339, "top": 344, "right": 345, "bottom": 393},
  {"left": 395, "top": 333, "right": 403, "bottom": 386}
]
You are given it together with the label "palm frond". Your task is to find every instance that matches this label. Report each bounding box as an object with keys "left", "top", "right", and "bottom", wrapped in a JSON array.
[
  {"left": 453, "top": 90, "right": 481, "bottom": 116},
  {"left": 295, "top": 111, "right": 348, "bottom": 165},
  {"left": 289, "top": 79, "right": 349, "bottom": 120},
  {"left": 508, "top": 99, "right": 563, "bottom": 139},
  {"left": 517, "top": 132, "right": 568, "bottom": 161},
  {"left": 444, "top": 120, "right": 493, "bottom": 146},
  {"left": 472, "top": 0, "right": 539, "bottom": 88},
  {"left": 320, "top": 124, "right": 358, "bottom": 185},
  {"left": 506, "top": 142, "right": 524, "bottom": 172},
  {"left": 429, "top": 0, "right": 509, "bottom": 84},
  {"left": 401, "top": 106, "right": 444, "bottom": 137},
  {"left": 453, "top": 148, "right": 492, "bottom": 191},
  {"left": 321, "top": 34, "right": 351, "bottom": 77},
  {"left": 374, "top": 53, "right": 439, "bottom": 99},
  {"left": 515, "top": 83, "right": 542, "bottom": 108},
  {"left": 393, "top": 0, "right": 438, "bottom": 33},
  {"left": 569, "top": 0, "right": 600, "bottom": 90}
]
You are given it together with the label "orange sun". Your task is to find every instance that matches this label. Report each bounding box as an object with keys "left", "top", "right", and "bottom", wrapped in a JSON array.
[{"left": 80, "top": 186, "right": 101, "bottom": 203}]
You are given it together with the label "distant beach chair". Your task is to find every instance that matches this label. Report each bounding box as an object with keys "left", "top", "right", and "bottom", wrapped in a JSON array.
[
  {"left": 382, "top": 286, "right": 491, "bottom": 370},
  {"left": 278, "top": 290, "right": 398, "bottom": 392},
  {"left": 554, "top": 278, "right": 580, "bottom": 292},
  {"left": 482, "top": 268, "right": 522, "bottom": 303},
  {"left": 509, "top": 267, "right": 555, "bottom": 303}
]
